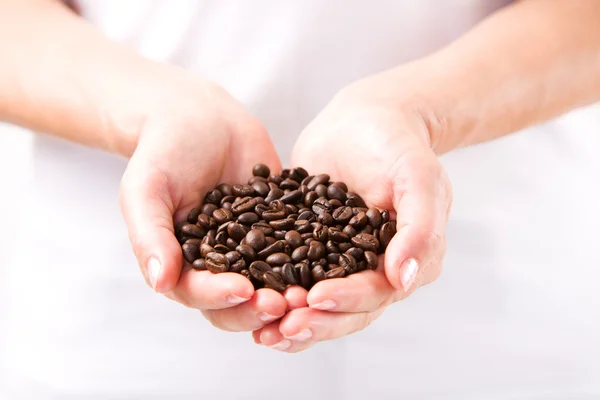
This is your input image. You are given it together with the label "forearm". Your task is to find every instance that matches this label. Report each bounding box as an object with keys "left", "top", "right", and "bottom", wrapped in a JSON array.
[
  {"left": 395, "top": 0, "right": 600, "bottom": 154},
  {"left": 0, "top": 0, "right": 190, "bottom": 156}
]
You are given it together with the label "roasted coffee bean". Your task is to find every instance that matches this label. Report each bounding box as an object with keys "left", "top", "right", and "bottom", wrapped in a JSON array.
[
  {"left": 312, "top": 197, "right": 333, "bottom": 215},
  {"left": 313, "top": 224, "right": 330, "bottom": 242},
  {"left": 177, "top": 235, "right": 193, "bottom": 244},
  {"left": 214, "top": 244, "right": 230, "bottom": 254},
  {"left": 304, "top": 191, "right": 319, "bottom": 207},
  {"left": 280, "top": 189, "right": 303, "bottom": 204},
  {"left": 238, "top": 212, "right": 259, "bottom": 225},
  {"left": 272, "top": 266, "right": 283, "bottom": 275},
  {"left": 349, "top": 212, "right": 368, "bottom": 229},
  {"left": 332, "top": 206, "right": 353, "bottom": 224},
  {"left": 236, "top": 244, "right": 257, "bottom": 262},
  {"left": 326, "top": 266, "right": 346, "bottom": 279},
  {"left": 201, "top": 203, "right": 219, "bottom": 217},
  {"left": 249, "top": 181, "right": 269, "bottom": 197},
  {"left": 204, "top": 189, "right": 223, "bottom": 205},
  {"left": 312, "top": 265, "right": 327, "bottom": 283},
  {"left": 258, "top": 240, "right": 285, "bottom": 259},
  {"left": 230, "top": 259, "right": 247, "bottom": 273},
  {"left": 181, "top": 223, "right": 206, "bottom": 239},
  {"left": 200, "top": 243, "right": 215, "bottom": 258},
  {"left": 206, "top": 252, "right": 230, "bottom": 273},
  {"left": 253, "top": 163, "right": 271, "bottom": 178},
  {"left": 202, "top": 235, "right": 216, "bottom": 247},
  {"left": 220, "top": 195, "right": 237, "bottom": 206},
  {"left": 288, "top": 214, "right": 299, "bottom": 221},
  {"left": 213, "top": 208, "right": 233, "bottom": 224},
  {"left": 300, "top": 232, "right": 313, "bottom": 241},
  {"left": 215, "top": 230, "right": 227, "bottom": 245},
  {"left": 249, "top": 261, "right": 271, "bottom": 281},
  {"left": 330, "top": 230, "right": 350, "bottom": 243},
  {"left": 366, "top": 208, "right": 383, "bottom": 229},
  {"left": 225, "top": 251, "right": 242, "bottom": 265},
  {"left": 187, "top": 208, "right": 202, "bottom": 224},
  {"left": 326, "top": 240, "right": 340, "bottom": 253},
  {"left": 293, "top": 220, "right": 312, "bottom": 234},
  {"left": 263, "top": 271, "right": 287, "bottom": 293},
  {"left": 352, "top": 207, "right": 368, "bottom": 216},
  {"left": 285, "top": 204, "right": 298, "bottom": 213},
  {"left": 232, "top": 184, "right": 255, "bottom": 197},
  {"left": 345, "top": 192, "right": 366, "bottom": 208},
  {"left": 197, "top": 214, "right": 216, "bottom": 230},
  {"left": 226, "top": 238, "right": 239, "bottom": 251},
  {"left": 226, "top": 222, "right": 246, "bottom": 241},
  {"left": 269, "top": 174, "right": 284, "bottom": 185},
  {"left": 330, "top": 181, "right": 348, "bottom": 192},
  {"left": 262, "top": 209, "right": 287, "bottom": 222},
  {"left": 280, "top": 179, "right": 300, "bottom": 190},
  {"left": 251, "top": 221, "right": 274, "bottom": 236},
  {"left": 240, "top": 269, "right": 251, "bottom": 280},
  {"left": 358, "top": 260, "right": 368, "bottom": 271},
  {"left": 269, "top": 218, "right": 294, "bottom": 231},
  {"left": 273, "top": 230, "right": 286, "bottom": 240},
  {"left": 221, "top": 202, "right": 233, "bottom": 211},
  {"left": 338, "top": 242, "right": 353, "bottom": 253},
  {"left": 284, "top": 230, "right": 303, "bottom": 249},
  {"left": 254, "top": 203, "right": 269, "bottom": 218},
  {"left": 266, "top": 252, "right": 292, "bottom": 266},
  {"left": 216, "top": 183, "right": 234, "bottom": 196},
  {"left": 359, "top": 225, "right": 373, "bottom": 235},
  {"left": 343, "top": 225, "right": 358, "bottom": 238},
  {"left": 282, "top": 263, "right": 298, "bottom": 285},
  {"left": 307, "top": 241, "right": 326, "bottom": 261},
  {"left": 289, "top": 167, "right": 308, "bottom": 182},
  {"left": 345, "top": 247, "right": 364, "bottom": 261},
  {"left": 364, "top": 251, "right": 378, "bottom": 269},
  {"left": 301, "top": 175, "right": 314, "bottom": 186},
  {"left": 248, "top": 176, "right": 268, "bottom": 185},
  {"left": 304, "top": 237, "right": 314, "bottom": 246},
  {"left": 182, "top": 242, "right": 201, "bottom": 263},
  {"left": 327, "top": 253, "right": 341, "bottom": 264},
  {"left": 328, "top": 199, "right": 343, "bottom": 208},
  {"left": 381, "top": 209, "right": 390, "bottom": 224},
  {"left": 291, "top": 245, "right": 309, "bottom": 263},
  {"left": 246, "top": 229, "right": 267, "bottom": 251},
  {"left": 379, "top": 221, "right": 396, "bottom": 250},
  {"left": 207, "top": 229, "right": 217, "bottom": 239},
  {"left": 315, "top": 184, "right": 328, "bottom": 198},
  {"left": 231, "top": 197, "right": 258, "bottom": 215},
  {"left": 318, "top": 212, "right": 334, "bottom": 226},
  {"left": 192, "top": 258, "right": 207, "bottom": 271},
  {"left": 298, "top": 263, "right": 312, "bottom": 289},
  {"left": 265, "top": 236, "right": 277, "bottom": 246},
  {"left": 326, "top": 184, "right": 347, "bottom": 202},
  {"left": 339, "top": 253, "right": 358, "bottom": 274},
  {"left": 351, "top": 233, "right": 380, "bottom": 252},
  {"left": 307, "top": 174, "right": 330, "bottom": 191}
]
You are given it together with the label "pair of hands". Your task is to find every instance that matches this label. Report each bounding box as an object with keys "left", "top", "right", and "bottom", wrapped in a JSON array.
[{"left": 119, "top": 71, "right": 452, "bottom": 353}]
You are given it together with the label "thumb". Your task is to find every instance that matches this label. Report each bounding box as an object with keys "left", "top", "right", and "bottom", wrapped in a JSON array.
[
  {"left": 120, "top": 157, "right": 182, "bottom": 293},
  {"left": 384, "top": 150, "right": 452, "bottom": 293}
]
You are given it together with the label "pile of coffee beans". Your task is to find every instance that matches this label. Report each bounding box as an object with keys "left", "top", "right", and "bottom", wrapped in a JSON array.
[{"left": 175, "top": 164, "right": 396, "bottom": 292}]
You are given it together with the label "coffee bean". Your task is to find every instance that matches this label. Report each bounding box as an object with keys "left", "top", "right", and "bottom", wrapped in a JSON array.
[
  {"left": 307, "top": 241, "right": 326, "bottom": 261},
  {"left": 280, "top": 189, "right": 302, "bottom": 204},
  {"left": 238, "top": 212, "right": 259, "bottom": 225},
  {"left": 204, "top": 189, "right": 223, "bottom": 205},
  {"left": 364, "top": 251, "right": 378, "bottom": 270},
  {"left": 326, "top": 266, "right": 346, "bottom": 279},
  {"left": 285, "top": 204, "right": 298, "bottom": 213},
  {"left": 263, "top": 271, "right": 287, "bottom": 293},
  {"left": 313, "top": 224, "right": 330, "bottom": 242},
  {"left": 216, "top": 183, "right": 234, "bottom": 196},
  {"left": 231, "top": 197, "right": 259, "bottom": 216},
  {"left": 240, "top": 269, "right": 251, "bottom": 280},
  {"left": 326, "top": 240, "right": 340, "bottom": 253},
  {"left": 262, "top": 209, "right": 287, "bottom": 222},
  {"left": 269, "top": 174, "right": 284, "bottom": 185},
  {"left": 202, "top": 235, "right": 216, "bottom": 248},
  {"left": 225, "top": 251, "right": 242, "bottom": 265},
  {"left": 236, "top": 244, "right": 257, "bottom": 262},
  {"left": 315, "top": 184, "right": 328, "bottom": 198},
  {"left": 253, "top": 163, "right": 271, "bottom": 178},
  {"left": 288, "top": 167, "right": 308, "bottom": 183},
  {"left": 225, "top": 222, "right": 245, "bottom": 241},
  {"left": 365, "top": 208, "right": 383, "bottom": 229},
  {"left": 230, "top": 258, "right": 247, "bottom": 273},
  {"left": 201, "top": 203, "right": 218, "bottom": 217},
  {"left": 345, "top": 247, "right": 364, "bottom": 261},
  {"left": 331, "top": 181, "right": 348, "bottom": 192},
  {"left": 312, "top": 265, "right": 327, "bottom": 283},
  {"left": 326, "top": 185, "right": 347, "bottom": 202},
  {"left": 269, "top": 218, "right": 294, "bottom": 231},
  {"left": 293, "top": 220, "right": 312, "bottom": 234},
  {"left": 291, "top": 245, "right": 309, "bottom": 263},
  {"left": 327, "top": 253, "right": 341, "bottom": 264},
  {"left": 215, "top": 230, "right": 227, "bottom": 246},
  {"left": 266, "top": 252, "right": 292, "bottom": 266},
  {"left": 338, "top": 242, "right": 353, "bottom": 253},
  {"left": 200, "top": 243, "right": 215, "bottom": 258},
  {"left": 258, "top": 240, "right": 285, "bottom": 259},
  {"left": 206, "top": 252, "right": 230, "bottom": 273},
  {"left": 219, "top": 196, "right": 235, "bottom": 207},
  {"left": 249, "top": 261, "right": 272, "bottom": 281},
  {"left": 358, "top": 260, "right": 368, "bottom": 271},
  {"left": 246, "top": 229, "right": 267, "bottom": 251},
  {"left": 192, "top": 258, "right": 206, "bottom": 271},
  {"left": 265, "top": 236, "right": 277, "bottom": 246},
  {"left": 280, "top": 179, "right": 300, "bottom": 190},
  {"left": 379, "top": 221, "right": 396, "bottom": 250},
  {"left": 226, "top": 238, "right": 239, "bottom": 251},
  {"left": 272, "top": 266, "right": 282, "bottom": 275},
  {"left": 282, "top": 263, "right": 298, "bottom": 285},
  {"left": 182, "top": 242, "right": 201, "bottom": 263},
  {"left": 254, "top": 203, "right": 269, "bottom": 218},
  {"left": 197, "top": 214, "right": 215, "bottom": 230},
  {"left": 248, "top": 181, "right": 269, "bottom": 197},
  {"left": 187, "top": 208, "right": 202, "bottom": 224},
  {"left": 381, "top": 209, "right": 390, "bottom": 224},
  {"left": 332, "top": 206, "right": 353, "bottom": 224},
  {"left": 343, "top": 225, "right": 357, "bottom": 238},
  {"left": 272, "top": 230, "right": 285, "bottom": 240},
  {"left": 213, "top": 208, "right": 233, "bottom": 224},
  {"left": 304, "top": 191, "right": 319, "bottom": 207},
  {"left": 349, "top": 212, "right": 368, "bottom": 229},
  {"left": 297, "top": 263, "right": 312, "bottom": 289},
  {"left": 307, "top": 174, "right": 330, "bottom": 191},
  {"left": 312, "top": 197, "right": 332, "bottom": 215},
  {"left": 329, "top": 199, "right": 343, "bottom": 208},
  {"left": 304, "top": 237, "right": 314, "bottom": 246},
  {"left": 284, "top": 230, "right": 303, "bottom": 248},
  {"left": 251, "top": 221, "right": 274, "bottom": 236},
  {"left": 345, "top": 192, "right": 366, "bottom": 208},
  {"left": 214, "top": 244, "right": 230, "bottom": 254},
  {"left": 317, "top": 212, "right": 334, "bottom": 226},
  {"left": 351, "top": 233, "right": 380, "bottom": 252},
  {"left": 339, "top": 253, "right": 358, "bottom": 274},
  {"left": 181, "top": 223, "right": 206, "bottom": 239},
  {"left": 222, "top": 202, "right": 233, "bottom": 211},
  {"left": 330, "top": 230, "right": 350, "bottom": 243},
  {"left": 232, "top": 184, "right": 255, "bottom": 197}
]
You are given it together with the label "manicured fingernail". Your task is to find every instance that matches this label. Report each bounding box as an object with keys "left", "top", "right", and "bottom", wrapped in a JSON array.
[
  {"left": 270, "top": 340, "right": 292, "bottom": 351},
  {"left": 258, "top": 312, "right": 281, "bottom": 322},
  {"left": 227, "top": 294, "right": 251, "bottom": 305},
  {"left": 310, "top": 299, "right": 337, "bottom": 311},
  {"left": 147, "top": 258, "right": 161, "bottom": 291},
  {"left": 285, "top": 329, "right": 312, "bottom": 342},
  {"left": 399, "top": 258, "right": 419, "bottom": 291}
]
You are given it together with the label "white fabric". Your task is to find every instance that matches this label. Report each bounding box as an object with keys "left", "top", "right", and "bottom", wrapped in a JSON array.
[{"left": 1, "top": 1, "right": 599, "bottom": 399}]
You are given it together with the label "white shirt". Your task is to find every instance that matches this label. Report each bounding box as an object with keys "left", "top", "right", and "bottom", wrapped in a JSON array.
[{"left": 1, "top": 1, "right": 599, "bottom": 399}]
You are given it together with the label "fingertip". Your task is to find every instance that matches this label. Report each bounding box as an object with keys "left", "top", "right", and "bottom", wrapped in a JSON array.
[
  {"left": 384, "top": 231, "right": 409, "bottom": 291},
  {"left": 254, "top": 288, "right": 288, "bottom": 318},
  {"left": 152, "top": 230, "right": 184, "bottom": 293},
  {"left": 283, "top": 286, "right": 308, "bottom": 310}
]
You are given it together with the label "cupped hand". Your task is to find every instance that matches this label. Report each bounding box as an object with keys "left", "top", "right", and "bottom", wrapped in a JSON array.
[
  {"left": 254, "top": 72, "right": 453, "bottom": 352},
  {"left": 119, "top": 79, "right": 288, "bottom": 332}
]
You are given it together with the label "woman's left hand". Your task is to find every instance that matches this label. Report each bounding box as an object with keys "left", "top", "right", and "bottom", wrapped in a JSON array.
[{"left": 252, "top": 70, "right": 453, "bottom": 352}]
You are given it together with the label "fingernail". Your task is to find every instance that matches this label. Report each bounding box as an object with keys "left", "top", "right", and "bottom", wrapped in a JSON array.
[
  {"left": 399, "top": 258, "right": 419, "bottom": 291},
  {"left": 310, "top": 299, "right": 337, "bottom": 311},
  {"left": 285, "top": 329, "right": 312, "bottom": 342},
  {"left": 227, "top": 294, "right": 251, "bottom": 305},
  {"left": 258, "top": 312, "right": 281, "bottom": 322},
  {"left": 270, "top": 340, "right": 292, "bottom": 351},
  {"left": 147, "top": 258, "right": 161, "bottom": 291}
]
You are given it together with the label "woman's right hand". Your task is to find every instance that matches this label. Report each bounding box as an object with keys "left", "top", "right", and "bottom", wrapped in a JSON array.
[{"left": 118, "top": 77, "right": 302, "bottom": 332}]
